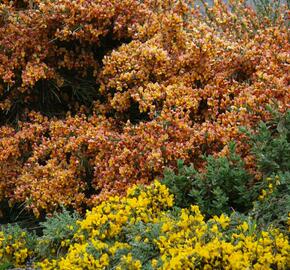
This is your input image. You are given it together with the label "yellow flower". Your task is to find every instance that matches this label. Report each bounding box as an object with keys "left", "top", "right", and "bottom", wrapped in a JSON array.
[
  {"left": 212, "top": 214, "right": 230, "bottom": 229},
  {"left": 151, "top": 259, "right": 158, "bottom": 267},
  {"left": 239, "top": 222, "right": 249, "bottom": 232}
]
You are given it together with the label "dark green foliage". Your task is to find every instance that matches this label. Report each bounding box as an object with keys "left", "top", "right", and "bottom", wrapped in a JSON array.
[
  {"left": 162, "top": 142, "right": 256, "bottom": 217},
  {"left": 243, "top": 109, "right": 290, "bottom": 176},
  {"left": 244, "top": 109, "right": 290, "bottom": 230},
  {"left": 162, "top": 159, "right": 196, "bottom": 208},
  {"left": 251, "top": 172, "right": 290, "bottom": 231}
]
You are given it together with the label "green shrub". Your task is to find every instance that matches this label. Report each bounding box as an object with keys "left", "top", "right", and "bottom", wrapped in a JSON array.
[
  {"left": 243, "top": 109, "right": 290, "bottom": 176},
  {"left": 243, "top": 109, "right": 290, "bottom": 230},
  {"left": 250, "top": 172, "right": 290, "bottom": 231},
  {"left": 162, "top": 142, "right": 256, "bottom": 217}
]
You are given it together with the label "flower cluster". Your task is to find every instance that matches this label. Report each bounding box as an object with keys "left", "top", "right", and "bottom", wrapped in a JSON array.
[
  {"left": 156, "top": 208, "right": 289, "bottom": 269},
  {"left": 0, "top": 108, "right": 255, "bottom": 215},
  {"left": 33, "top": 182, "right": 290, "bottom": 270},
  {"left": 259, "top": 175, "right": 281, "bottom": 201},
  {"left": 0, "top": 226, "right": 34, "bottom": 267},
  {"left": 100, "top": 0, "right": 289, "bottom": 122},
  {"left": 0, "top": 0, "right": 146, "bottom": 112},
  {"left": 36, "top": 180, "right": 174, "bottom": 269}
]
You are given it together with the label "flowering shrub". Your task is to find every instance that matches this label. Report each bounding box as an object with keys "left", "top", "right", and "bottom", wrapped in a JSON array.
[
  {"left": 0, "top": 111, "right": 197, "bottom": 215},
  {"left": 1, "top": 182, "right": 289, "bottom": 269},
  {"left": 0, "top": 0, "right": 147, "bottom": 119},
  {"left": 0, "top": 109, "right": 247, "bottom": 215},
  {"left": 1, "top": 109, "right": 288, "bottom": 218},
  {"left": 0, "top": 0, "right": 288, "bottom": 120},
  {"left": 0, "top": 0, "right": 289, "bottom": 215},
  {"left": 28, "top": 182, "right": 289, "bottom": 270}
]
